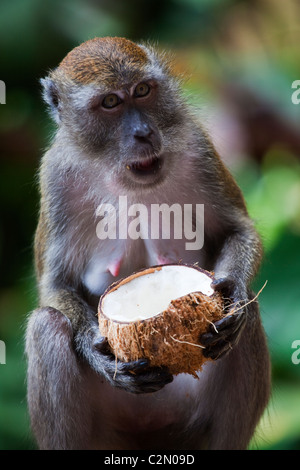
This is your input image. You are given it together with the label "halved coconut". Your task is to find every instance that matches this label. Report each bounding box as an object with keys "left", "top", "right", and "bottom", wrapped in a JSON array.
[{"left": 98, "top": 264, "right": 225, "bottom": 377}]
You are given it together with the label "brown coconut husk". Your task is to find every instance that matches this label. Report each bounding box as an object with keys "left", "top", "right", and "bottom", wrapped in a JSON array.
[{"left": 98, "top": 265, "right": 226, "bottom": 378}]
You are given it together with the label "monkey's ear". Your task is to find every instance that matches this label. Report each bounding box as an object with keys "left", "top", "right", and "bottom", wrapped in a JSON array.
[{"left": 40, "top": 77, "right": 61, "bottom": 123}]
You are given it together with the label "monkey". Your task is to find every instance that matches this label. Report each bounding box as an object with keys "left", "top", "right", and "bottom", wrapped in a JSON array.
[{"left": 25, "top": 37, "right": 271, "bottom": 450}]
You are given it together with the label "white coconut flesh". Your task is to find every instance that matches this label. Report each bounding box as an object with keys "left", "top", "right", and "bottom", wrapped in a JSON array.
[{"left": 101, "top": 265, "right": 214, "bottom": 322}]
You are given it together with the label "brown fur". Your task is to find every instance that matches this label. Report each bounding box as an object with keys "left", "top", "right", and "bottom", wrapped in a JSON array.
[{"left": 59, "top": 37, "right": 148, "bottom": 87}]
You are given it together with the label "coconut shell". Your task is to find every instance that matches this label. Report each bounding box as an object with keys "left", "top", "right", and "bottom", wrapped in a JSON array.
[{"left": 98, "top": 265, "right": 225, "bottom": 378}]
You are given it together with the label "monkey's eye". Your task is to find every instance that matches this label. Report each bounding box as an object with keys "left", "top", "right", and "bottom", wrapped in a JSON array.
[
  {"left": 102, "top": 93, "right": 120, "bottom": 109},
  {"left": 134, "top": 83, "right": 150, "bottom": 98}
]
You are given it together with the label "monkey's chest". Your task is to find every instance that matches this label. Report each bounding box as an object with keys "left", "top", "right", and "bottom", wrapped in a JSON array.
[
  {"left": 82, "top": 234, "right": 205, "bottom": 297},
  {"left": 81, "top": 199, "right": 205, "bottom": 296}
]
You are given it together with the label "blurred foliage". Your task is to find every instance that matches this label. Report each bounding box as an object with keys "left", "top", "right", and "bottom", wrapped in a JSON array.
[{"left": 1, "top": 0, "right": 300, "bottom": 450}]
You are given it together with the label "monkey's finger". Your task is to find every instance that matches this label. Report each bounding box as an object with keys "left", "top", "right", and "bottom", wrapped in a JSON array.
[
  {"left": 199, "top": 315, "right": 241, "bottom": 344},
  {"left": 111, "top": 361, "right": 173, "bottom": 393},
  {"left": 119, "top": 358, "right": 150, "bottom": 374},
  {"left": 137, "top": 367, "right": 173, "bottom": 393},
  {"left": 211, "top": 277, "right": 236, "bottom": 299},
  {"left": 200, "top": 320, "right": 244, "bottom": 349},
  {"left": 200, "top": 311, "right": 245, "bottom": 341},
  {"left": 123, "top": 366, "right": 174, "bottom": 394},
  {"left": 202, "top": 339, "right": 233, "bottom": 360},
  {"left": 201, "top": 324, "right": 246, "bottom": 357},
  {"left": 212, "top": 309, "right": 246, "bottom": 334},
  {"left": 119, "top": 359, "right": 173, "bottom": 382},
  {"left": 93, "top": 336, "right": 112, "bottom": 355},
  {"left": 200, "top": 319, "right": 245, "bottom": 358}
]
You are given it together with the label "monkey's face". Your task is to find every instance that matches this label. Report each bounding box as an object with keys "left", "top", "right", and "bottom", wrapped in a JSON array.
[
  {"left": 92, "top": 78, "right": 187, "bottom": 187},
  {"left": 61, "top": 77, "right": 186, "bottom": 190},
  {"left": 91, "top": 79, "right": 164, "bottom": 181},
  {"left": 42, "top": 38, "right": 189, "bottom": 190}
]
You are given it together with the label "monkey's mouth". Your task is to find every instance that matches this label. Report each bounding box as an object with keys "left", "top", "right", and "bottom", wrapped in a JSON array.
[{"left": 126, "top": 155, "right": 162, "bottom": 176}]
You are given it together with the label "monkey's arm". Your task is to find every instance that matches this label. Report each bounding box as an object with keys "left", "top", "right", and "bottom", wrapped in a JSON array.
[
  {"left": 213, "top": 214, "right": 262, "bottom": 299},
  {"left": 36, "top": 283, "right": 173, "bottom": 393},
  {"left": 199, "top": 149, "right": 263, "bottom": 359},
  {"left": 34, "top": 178, "right": 173, "bottom": 393},
  {"left": 202, "top": 218, "right": 262, "bottom": 359}
]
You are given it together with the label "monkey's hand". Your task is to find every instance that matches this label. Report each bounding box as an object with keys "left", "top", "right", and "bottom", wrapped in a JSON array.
[
  {"left": 199, "top": 277, "right": 247, "bottom": 360},
  {"left": 92, "top": 334, "right": 173, "bottom": 394}
]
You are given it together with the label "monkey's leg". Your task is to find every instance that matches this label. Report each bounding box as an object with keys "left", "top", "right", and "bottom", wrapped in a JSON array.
[
  {"left": 25, "top": 307, "right": 92, "bottom": 449},
  {"left": 202, "top": 300, "right": 271, "bottom": 450}
]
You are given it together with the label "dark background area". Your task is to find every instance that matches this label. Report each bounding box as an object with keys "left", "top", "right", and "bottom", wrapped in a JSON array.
[{"left": 1, "top": 0, "right": 300, "bottom": 449}]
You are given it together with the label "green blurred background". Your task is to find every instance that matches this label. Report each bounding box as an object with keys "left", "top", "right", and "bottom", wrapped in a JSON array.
[{"left": 1, "top": 0, "right": 300, "bottom": 450}]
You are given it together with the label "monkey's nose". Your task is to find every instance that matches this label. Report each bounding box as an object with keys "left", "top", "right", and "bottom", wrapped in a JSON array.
[{"left": 133, "top": 124, "right": 153, "bottom": 141}]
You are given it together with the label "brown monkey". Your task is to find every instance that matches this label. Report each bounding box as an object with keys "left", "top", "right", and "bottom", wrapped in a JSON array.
[{"left": 25, "top": 37, "right": 271, "bottom": 450}]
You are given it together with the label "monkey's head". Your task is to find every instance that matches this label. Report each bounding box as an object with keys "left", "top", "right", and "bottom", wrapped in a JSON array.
[{"left": 42, "top": 37, "right": 191, "bottom": 189}]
